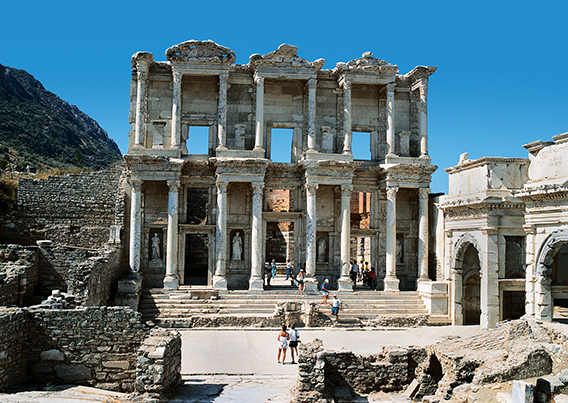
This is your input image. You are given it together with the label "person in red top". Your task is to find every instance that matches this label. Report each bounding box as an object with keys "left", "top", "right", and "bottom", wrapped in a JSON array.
[
  {"left": 368, "top": 267, "right": 376, "bottom": 290},
  {"left": 277, "top": 324, "right": 290, "bottom": 364}
]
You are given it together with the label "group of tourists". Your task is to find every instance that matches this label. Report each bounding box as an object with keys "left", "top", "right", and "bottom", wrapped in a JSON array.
[
  {"left": 276, "top": 323, "right": 300, "bottom": 364},
  {"left": 350, "top": 260, "right": 376, "bottom": 289}
]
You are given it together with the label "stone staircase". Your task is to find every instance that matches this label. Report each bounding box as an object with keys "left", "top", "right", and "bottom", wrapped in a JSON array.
[{"left": 139, "top": 279, "right": 433, "bottom": 328}]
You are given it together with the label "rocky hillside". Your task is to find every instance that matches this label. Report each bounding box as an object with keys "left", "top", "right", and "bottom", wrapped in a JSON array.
[{"left": 0, "top": 63, "right": 122, "bottom": 171}]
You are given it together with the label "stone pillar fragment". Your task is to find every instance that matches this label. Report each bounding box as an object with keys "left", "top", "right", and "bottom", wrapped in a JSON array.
[
  {"left": 384, "top": 186, "right": 399, "bottom": 291},
  {"left": 217, "top": 72, "right": 228, "bottom": 150},
  {"left": 254, "top": 76, "right": 265, "bottom": 151},
  {"left": 342, "top": 81, "right": 352, "bottom": 154},
  {"left": 307, "top": 78, "right": 317, "bottom": 152},
  {"left": 164, "top": 181, "right": 180, "bottom": 289},
  {"left": 249, "top": 182, "right": 264, "bottom": 292},
  {"left": 417, "top": 188, "right": 429, "bottom": 283},
  {"left": 213, "top": 180, "right": 228, "bottom": 290},
  {"left": 386, "top": 83, "right": 396, "bottom": 157},
  {"left": 305, "top": 183, "right": 318, "bottom": 291},
  {"left": 418, "top": 82, "right": 429, "bottom": 157},
  {"left": 338, "top": 185, "right": 353, "bottom": 291},
  {"left": 129, "top": 180, "right": 143, "bottom": 273},
  {"left": 171, "top": 70, "right": 182, "bottom": 150},
  {"left": 134, "top": 67, "right": 148, "bottom": 147}
]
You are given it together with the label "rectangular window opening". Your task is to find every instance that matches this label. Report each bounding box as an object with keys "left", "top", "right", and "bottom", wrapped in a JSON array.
[
  {"left": 187, "top": 126, "right": 210, "bottom": 155},
  {"left": 271, "top": 128, "right": 293, "bottom": 163},
  {"left": 352, "top": 131, "right": 371, "bottom": 160}
]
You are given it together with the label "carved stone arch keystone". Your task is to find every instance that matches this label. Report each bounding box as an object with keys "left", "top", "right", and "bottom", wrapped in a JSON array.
[
  {"left": 536, "top": 230, "right": 568, "bottom": 277},
  {"left": 451, "top": 233, "right": 482, "bottom": 273}
]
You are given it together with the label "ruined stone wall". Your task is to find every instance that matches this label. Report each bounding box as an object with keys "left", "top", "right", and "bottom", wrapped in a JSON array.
[
  {"left": 26, "top": 307, "right": 148, "bottom": 391},
  {"left": 37, "top": 243, "right": 124, "bottom": 305},
  {"left": 0, "top": 308, "right": 28, "bottom": 390},
  {"left": 0, "top": 166, "right": 126, "bottom": 248},
  {"left": 0, "top": 245, "right": 39, "bottom": 306}
]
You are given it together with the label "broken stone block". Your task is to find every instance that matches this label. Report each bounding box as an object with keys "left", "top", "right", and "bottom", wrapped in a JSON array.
[
  {"left": 512, "top": 380, "right": 534, "bottom": 403},
  {"left": 40, "top": 349, "right": 65, "bottom": 361}
]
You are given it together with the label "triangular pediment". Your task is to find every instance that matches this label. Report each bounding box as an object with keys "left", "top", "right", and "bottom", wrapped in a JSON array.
[
  {"left": 166, "top": 40, "right": 236, "bottom": 64},
  {"left": 249, "top": 44, "right": 325, "bottom": 71},
  {"left": 334, "top": 52, "right": 398, "bottom": 75}
]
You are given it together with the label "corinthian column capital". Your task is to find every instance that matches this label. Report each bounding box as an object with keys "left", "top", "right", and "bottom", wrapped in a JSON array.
[
  {"left": 340, "top": 184, "right": 353, "bottom": 197},
  {"left": 305, "top": 182, "right": 319, "bottom": 195},
  {"left": 167, "top": 180, "right": 181, "bottom": 193},
  {"left": 254, "top": 75, "right": 264, "bottom": 86},
  {"left": 131, "top": 179, "right": 143, "bottom": 192},
  {"left": 251, "top": 182, "right": 264, "bottom": 195},
  {"left": 419, "top": 187, "right": 430, "bottom": 200},
  {"left": 216, "top": 180, "right": 228, "bottom": 194},
  {"left": 386, "top": 186, "right": 399, "bottom": 199},
  {"left": 172, "top": 70, "right": 182, "bottom": 84}
]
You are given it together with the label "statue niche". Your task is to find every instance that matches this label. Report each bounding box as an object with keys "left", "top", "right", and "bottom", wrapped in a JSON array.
[
  {"left": 231, "top": 230, "right": 243, "bottom": 261},
  {"left": 149, "top": 229, "right": 164, "bottom": 269}
]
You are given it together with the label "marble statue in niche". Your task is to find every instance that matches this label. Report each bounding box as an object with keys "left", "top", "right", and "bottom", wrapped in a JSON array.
[
  {"left": 232, "top": 231, "right": 243, "bottom": 261},
  {"left": 151, "top": 232, "right": 162, "bottom": 261},
  {"left": 317, "top": 237, "right": 327, "bottom": 262}
]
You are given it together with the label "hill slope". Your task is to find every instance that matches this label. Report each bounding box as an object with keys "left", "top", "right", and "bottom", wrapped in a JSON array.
[{"left": 0, "top": 63, "right": 122, "bottom": 170}]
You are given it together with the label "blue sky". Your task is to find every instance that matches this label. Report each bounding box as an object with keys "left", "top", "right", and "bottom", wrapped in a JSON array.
[{"left": 1, "top": 1, "right": 566, "bottom": 193}]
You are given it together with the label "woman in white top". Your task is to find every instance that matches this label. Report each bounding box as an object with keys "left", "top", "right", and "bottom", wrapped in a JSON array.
[
  {"left": 287, "top": 323, "right": 300, "bottom": 364},
  {"left": 277, "top": 324, "right": 290, "bottom": 364}
]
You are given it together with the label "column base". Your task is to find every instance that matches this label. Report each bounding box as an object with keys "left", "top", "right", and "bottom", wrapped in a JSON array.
[
  {"left": 338, "top": 277, "right": 353, "bottom": 292},
  {"left": 303, "top": 277, "right": 318, "bottom": 293},
  {"left": 416, "top": 276, "right": 430, "bottom": 288},
  {"left": 212, "top": 275, "right": 228, "bottom": 290},
  {"left": 248, "top": 277, "right": 264, "bottom": 293},
  {"left": 383, "top": 277, "right": 400, "bottom": 292},
  {"left": 163, "top": 275, "right": 179, "bottom": 290}
]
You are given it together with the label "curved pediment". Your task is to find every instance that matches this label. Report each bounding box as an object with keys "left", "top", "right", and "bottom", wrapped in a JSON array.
[
  {"left": 249, "top": 44, "right": 325, "bottom": 71},
  {"left": 334, "top": 52, "right": 398, "bottom": 75},
  {"left": 166, "top": 40, "right": 236, "bottom": 64}
]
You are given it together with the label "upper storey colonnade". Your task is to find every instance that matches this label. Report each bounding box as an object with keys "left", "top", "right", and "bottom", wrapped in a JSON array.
[{"left": 129, "top": 40, "right": 436, "bottom": 162}]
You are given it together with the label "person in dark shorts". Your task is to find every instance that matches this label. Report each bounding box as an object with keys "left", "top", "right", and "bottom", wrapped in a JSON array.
[
  {"left": 287, "top": 323, "right": 300, "bottom": 364},
  {"left": 331, "top": 295, "right": 342, "bottom": 322}
]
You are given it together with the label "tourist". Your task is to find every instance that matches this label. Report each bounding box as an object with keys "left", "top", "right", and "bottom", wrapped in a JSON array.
[
  {"left": 368, "top": 267, "right": 376, "bottom": 290},
  {"left": 331, "top": 295, "right": 342, "bottom": 322},
  {"left": 277, "top": 324, "right": 290, "bottom": 364},
  {"left": 271, "top": 259, "right": 277, "bottom": 279},
  {"left": 288, "top": 323, "right": 300, "bottom": 364},
  {"left": 265, "top": 262, "right": 272, "bottom": 287},
  {"left": 296, "top": 269, "right": 305, "bottom": 295},
  {"left": 350, "top": 261, "right": 359, "bottom": 286},
  {"left": 285, "top": 260, "right": 292, "bottom": 280},
  {"left": 321, "top": 278, "right": 330, "bottom": 306}
]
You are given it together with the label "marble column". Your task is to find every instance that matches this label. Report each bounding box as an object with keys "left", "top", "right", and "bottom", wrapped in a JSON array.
[
  {"left": 129, "top": 180, "right": 143, "bottom": 273},
  {"left": 342, "top": 80, "right": 352, "bottom": 154},
  {"left": 307, "top": 78, "right": 317, "bottom": 152},
  {"left": 304, "top": 182, "right": 318, "bottom": 291},
  {"left": 481, "top": 229, "right": 500, "bottom": 329},
  {"left": 164, "top": 181, "right": 180, "bottom": 289},
  {"left": 384, "top": 186, "right": 399, "bottom": 291},
  {"left": 249, "top": 182, "right": 265, "bottom": 292},
  {"left": 217, "top": 72, "right": 228, "bottom": 150},
  {"left": 386, "top": 83, "right": 396, "bottom": 157},
  {"left": 418, "top": 82, "right": 429, "bottom": 157},
  {"left": 171, "top": 70, "right": 182, "bottom": 150},
  {"left": 254, "top": 76, "right": 265, "bottom": 151},
  {"left": 134, "top": 66, "right": 148, "bottom": 147},
  {"left": 417, "top": 187, "right": 430, "bottom": 283},
  {"left": 338, "top": 184, "right": 353, "bottom": 291},
  {"left": 213, "top": 180, "right": 228, "bottom": 290}
]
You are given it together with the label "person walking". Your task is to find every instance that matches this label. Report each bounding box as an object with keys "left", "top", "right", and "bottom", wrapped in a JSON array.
[
  {"left": 368, "top": 267, "right": 376, "bottom": 290},
  {"left": 330, "top": 295, "right": 342, "bottom": 322},
  {"left": 320, "top": 279, "right": 330, "bottom": 306},
  {"left": 350, "top": 261, "right": 359, "bottom": 286},
  {"left": 296, "top": 269, "right": 305, "bottom": 295},
  {"left": 271, "top": 259, "right": 277, "bottom": 279},
  {"left": 285, "top": 260, "right": 292, "bottom": 280},
  {"left": 287, "top": 323, "right": 300, "bottom": 364},
  {"left": 265, "top": 262, "right": 272, "bottom": 287},
  {"left": 277, "top": 324, "right": 290, "bottom": 364}
]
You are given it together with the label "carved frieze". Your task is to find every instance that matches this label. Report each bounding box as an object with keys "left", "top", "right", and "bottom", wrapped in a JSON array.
[{"left": 166, "top": 40, "right": 236, "bottom": 64}]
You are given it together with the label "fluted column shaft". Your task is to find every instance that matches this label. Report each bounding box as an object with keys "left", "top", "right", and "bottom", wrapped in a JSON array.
[
  {"left": 254, "top": 76, "right": 264, "bottom": 150},
  {"left": 249, "top": 182, "right": 265, "bottom": 291},
  {"left": 134, "top": 68, "right": 148, "bottom": 147},
  {"left": 164, "top": 181, "right": 180, "bottom": 289},
  {"left": 305, "top": 183, "right": 318, "bottom": 279},
  {"left": 418, "top": 188, "right": 429, "bottom": 281},
  {"left": 419, "top": 83, "right": 429, "bottom": 157},
  {"left": 171, "top": 70, "right": 182, "bottom": 150},
  {"left": 342, "top": 81, "right": 352, "bottom": 154},
  {"left": 129, "top": 180, "right": 143, "bottom": 273},
  {"left": 384, "top": 186, "right": 399, "bottom": 291},
  {"left": 386, "top": 83, "right": 396, "bottom": 157},
  {"left": 307, "top": 78, "right": 317, "bottom": 151},
  {"left": 338, "top": 184, "right": 353, "bottom": 291},
  {"left": 213, "top": 180, "right": 228, "bottom": 289},
  {"left": 217, "top": 72, "right": 228, "bottom": 150}
]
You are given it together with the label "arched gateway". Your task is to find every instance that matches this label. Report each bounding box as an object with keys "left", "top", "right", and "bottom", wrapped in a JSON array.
[{"left": 451, "top": 234, "right": 482, "bottom": 325}]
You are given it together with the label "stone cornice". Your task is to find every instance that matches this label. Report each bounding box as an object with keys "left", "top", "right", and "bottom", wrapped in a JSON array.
[
  {"left": 248, "top": 44, "right": 325, "bottom": 72},
  {"left": 513, "top": 184, "right": 568, "bottom": 200},
  {"left": 166, "top": 40, "right": 235, "bottom": 64},
  {"left": 445, "top": 157, "right": 529, "bottom": 174},
  {"left": 333, "top": 52, "right": 398, "bottom": 75}
]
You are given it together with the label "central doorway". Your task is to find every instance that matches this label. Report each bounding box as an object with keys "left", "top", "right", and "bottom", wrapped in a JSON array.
[{"left": 184, "top": 234, "right": 209, "bottom": 285}]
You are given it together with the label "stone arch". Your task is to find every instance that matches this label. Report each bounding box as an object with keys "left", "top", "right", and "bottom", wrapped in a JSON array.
[
  {"left": 534, "top": 230, "right": 568, "bottom": 321},
  {"left": 451, "top": 233, "right": 483, "bottom": 325}
]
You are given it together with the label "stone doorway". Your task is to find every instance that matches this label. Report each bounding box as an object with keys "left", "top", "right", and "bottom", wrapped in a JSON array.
[
  {"left": 463, "top": 244, "right": 481, "bottom": 325},
  {"left": 183, "top": 233, "right": 209, "bottom": 286}
]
